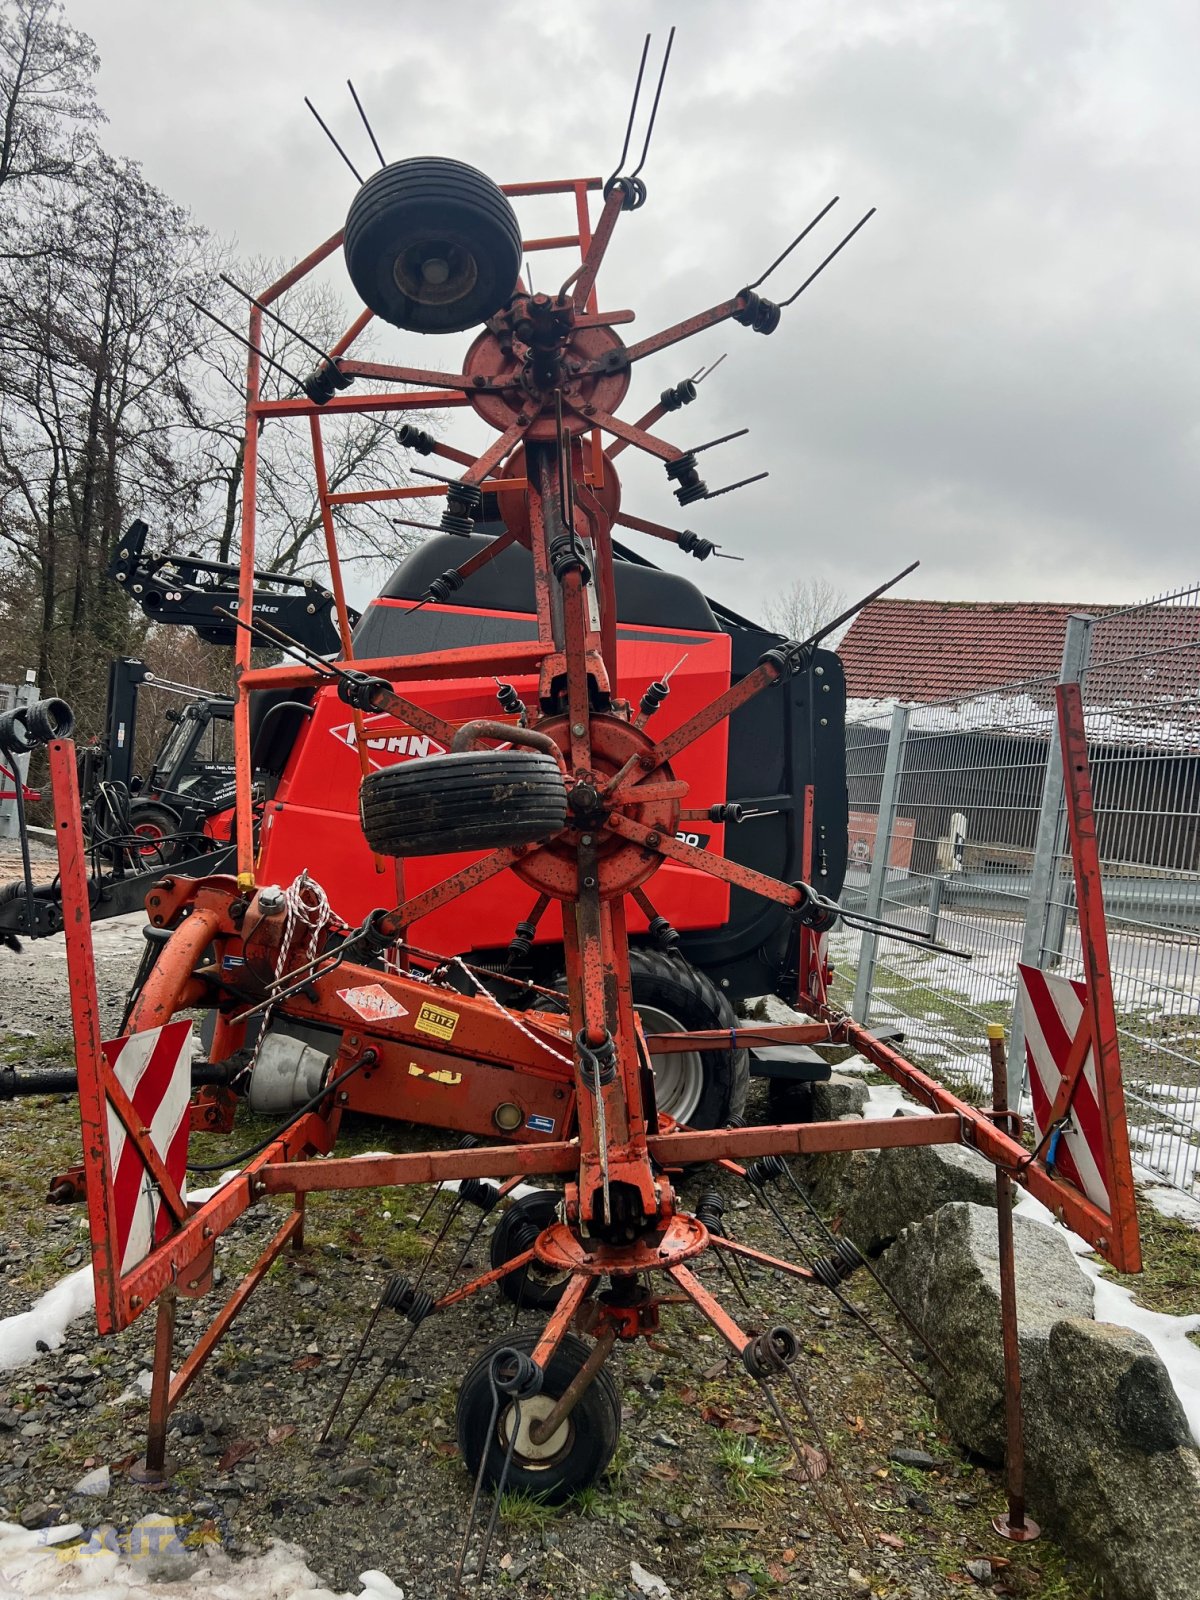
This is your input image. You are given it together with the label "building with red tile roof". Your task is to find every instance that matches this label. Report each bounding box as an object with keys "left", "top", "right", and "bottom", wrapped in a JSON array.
[
  {"left": 837, "top": 599, "right": 1108, "bottom": 704},
  {"left": 838, "top": 597, "right": 1200, "bottom": 711}
]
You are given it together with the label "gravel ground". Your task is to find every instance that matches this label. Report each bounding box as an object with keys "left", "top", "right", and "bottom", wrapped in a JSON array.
[{"left": 0, "top": 923, "right": 1099, "bottom": 1600}]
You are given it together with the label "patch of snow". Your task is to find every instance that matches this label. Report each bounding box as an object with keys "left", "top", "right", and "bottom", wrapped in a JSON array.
[
  {"left": 187, "top": 1168, "right": 243, "bottom": 1205},
  {"left": 864, "top": 1080, "right": 933, "bottom": 1119},
  {"left": 440, "top": 1176, "right": 541, "bottom": 1202},
  {"left": 0, "top": 1266, "right": 93, "bottom": 1371},
  {"left": 1127, "top": 1123, "right": 1200, "bottom": 1189},
  {"left": 0, "top": 1523, "right": 405, "bottom": 1597},
  {"left": 1014, "top": 1191, "right": 1200, "bottom": 1446},
  {"left": 1139, "top": 1184, "right": 1200, "bottom": 1225}
]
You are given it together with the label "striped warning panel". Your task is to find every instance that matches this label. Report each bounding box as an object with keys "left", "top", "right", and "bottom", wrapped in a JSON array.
[
  {"left": 1017, "top": 963, "right": 1110, "bottom": 1214},
  {"left": 101, "top": 1020, "right": 193, "bottom": 1274}
]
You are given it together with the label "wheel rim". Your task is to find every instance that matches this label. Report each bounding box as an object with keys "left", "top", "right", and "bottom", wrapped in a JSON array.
[
  {"left": 133, "top": 822, "right": 166, "bottom": 859},
  {"left": 638, "top": 1001, "right": 705, "bottom": 1126},
  {"left": 499, "top": 1395, "right": 573, "bottom": 1468},
  {"left": 394, "top": 238, "right": 479, "bottom": 306}
]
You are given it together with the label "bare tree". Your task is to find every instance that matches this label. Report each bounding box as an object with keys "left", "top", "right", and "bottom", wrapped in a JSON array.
[
  {"left": 181, "top": 265, "right": 427, "bottom": 578},
  {"left": 0, "top": 154, "right": 210, "bottom": 723},
  {"left": 761, "top": 575, "right": 847, "bottom": 644},
  {"left": 0, "top": 0, "right": 101, "bottom": 203},
  {"left": 0, "top": 18, "right": 432, "bottom": 737}
]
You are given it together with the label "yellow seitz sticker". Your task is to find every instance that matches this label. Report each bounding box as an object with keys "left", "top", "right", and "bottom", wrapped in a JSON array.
[{"left": 414, "top": 1001, "right": 460, "bottom": 1041}]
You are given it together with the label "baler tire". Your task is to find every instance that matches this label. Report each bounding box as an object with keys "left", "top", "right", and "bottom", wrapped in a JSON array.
[
  {"left": 624, "top": 948, "right": 750, "bottom": 1129},
  {"left": 343, "top": 157, "right": 522, "bottom": 333},
  {"left": 456, "top": 1331, "right": 621, "bottom": 1503},
  {"left": 358, "top": 750, "right": 567, "bottom": 858},
  {"left": 126, "top": 801, "right": 184, "bottom": 864},
  {"left": 545, "top": 949, "right": 749, "bottom": 1130},
  {"left": 0, "top": 879, "right": 24, "bottom": 950}
]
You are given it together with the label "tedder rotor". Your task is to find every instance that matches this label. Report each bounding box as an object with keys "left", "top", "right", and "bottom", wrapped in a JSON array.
[{"left": 31, "top": 36, "right": 1141, "bottom": 1579}]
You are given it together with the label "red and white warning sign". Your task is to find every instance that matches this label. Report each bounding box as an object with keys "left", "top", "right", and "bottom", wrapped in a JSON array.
[
  {"left": 101, "top": 1020, "right": 193, "bottom": 1274},
  {"left": 1018, "top": 963, "right": 1113, "bottom": 1215},
  {"left": 336, "top": 982, "right": 410, "bottom": 1023}
]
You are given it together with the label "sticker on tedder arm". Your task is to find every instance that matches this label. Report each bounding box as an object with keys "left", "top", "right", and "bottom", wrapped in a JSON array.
[
  {"left": 414, "top": 1001, "right": 460, "bottom": 1041},
  {"left": 336, "top": 983, "right": 410, "bottom": 1023}
]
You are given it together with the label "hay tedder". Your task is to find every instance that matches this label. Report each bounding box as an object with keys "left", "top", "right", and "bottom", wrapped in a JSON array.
[{"left": 8, "top": 37, "right": 1143, "bottom": 1574}]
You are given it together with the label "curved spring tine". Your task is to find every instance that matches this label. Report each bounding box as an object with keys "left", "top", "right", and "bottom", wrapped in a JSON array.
[{"left": 606, "top": 35, "right": 651, "bottom": 188}]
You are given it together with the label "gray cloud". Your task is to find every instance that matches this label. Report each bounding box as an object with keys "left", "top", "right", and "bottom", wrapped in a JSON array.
[{"left": 68, "top": 0, "right": 1200, "bottom": 616}]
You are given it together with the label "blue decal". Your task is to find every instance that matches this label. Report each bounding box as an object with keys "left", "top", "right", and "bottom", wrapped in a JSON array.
[{"left": 526, "top": 1113, "right": 556, "bottom": 1134}]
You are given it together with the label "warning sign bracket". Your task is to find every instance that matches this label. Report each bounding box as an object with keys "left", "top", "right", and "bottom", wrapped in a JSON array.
[{"left": 1017, "top": 684, "right": 1141, "bottom": 1273}]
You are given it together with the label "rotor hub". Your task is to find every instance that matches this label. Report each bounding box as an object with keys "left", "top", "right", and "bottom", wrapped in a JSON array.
[
  {"left": 464, "top": 294, "right": 630, "bottom": 441},
  {"left": 511, "top": 712, "right": 677, "bottom": 902},
  {"left": 533, "top": 1213, "right": 708, "bottom": 1274}
]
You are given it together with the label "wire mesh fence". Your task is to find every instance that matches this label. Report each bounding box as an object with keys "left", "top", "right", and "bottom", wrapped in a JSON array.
[{"left": 838, "top": 585, "right": 1200, "bottom": 1193}]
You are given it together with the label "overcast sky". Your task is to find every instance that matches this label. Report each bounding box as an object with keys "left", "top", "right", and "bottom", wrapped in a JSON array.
[{"left": 69, "top": 0, "right": 1199, "bottom": 618}]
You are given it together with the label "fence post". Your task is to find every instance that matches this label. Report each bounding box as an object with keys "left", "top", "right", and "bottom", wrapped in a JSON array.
[
  {"left": 1010, "top": 615, "right": 1093, "bottom": 1102},
  {"left": 852, "top": 703, "right": 909, "bottom": 1024},
  {"left": 0, "top": 672, "right": 37, "bottom": 842}
]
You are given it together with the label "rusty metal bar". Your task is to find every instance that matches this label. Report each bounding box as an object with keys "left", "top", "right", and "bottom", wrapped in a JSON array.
[
  {"left": 527, "top": 1325, "right": 617, "bottom": 1443},
  {"left": 140, "top": 1288, "right": 176, "bottom": 1480},
  {"left": 641, "top": 1024, "right": 831, "bottom": 1052},
  {"left": 47, "top": 741, "right": 123, "bottom": 1332},
  {"left": 829, "top": 1013, "right": 1121, "bottom": 1257},
  {"left": 169, "top": 1208, "right": 304, "bottom": 1412},
  {"left": 988, "top": 1026, "right": 1041, "bottom": 1543},
  {"left": 1056, "top": 681, "right": 1141, "bottom": 1272},
  {"left": 252, "top": 390, "right": 469, "bottom": 419}
]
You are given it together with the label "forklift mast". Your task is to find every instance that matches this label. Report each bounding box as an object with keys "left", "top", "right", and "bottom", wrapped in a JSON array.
[
  {"left": 107, "top": 519, "right": 355, "bottom": 652},
  {"left": 103, "top": 658, "right": 149, "bottom": 792}
]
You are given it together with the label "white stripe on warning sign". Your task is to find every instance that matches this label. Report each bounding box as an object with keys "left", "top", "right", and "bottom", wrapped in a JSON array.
[
  {"left": 102, "top": 1020, "right": 193, "bottom": 1275},
  {"left": 1018, "top": 964, "right": 1109, "bottom": 1214}
]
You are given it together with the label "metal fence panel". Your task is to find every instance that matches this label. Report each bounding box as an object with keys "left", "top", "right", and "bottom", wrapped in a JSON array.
[{"left": 840, "top": 584, "right": 1200, "bottom": 1193}]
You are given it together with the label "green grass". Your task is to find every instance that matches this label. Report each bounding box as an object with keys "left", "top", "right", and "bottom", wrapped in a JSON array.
[
  {"left": 714, "top": 1435, "right": 786, "bottom": 1500},
  {"left": 569, "top": 1484, "right": 603, "bottom": 1518},
  {"left": 496, "top": 1490, "right": 556, "bottom": 1532}
]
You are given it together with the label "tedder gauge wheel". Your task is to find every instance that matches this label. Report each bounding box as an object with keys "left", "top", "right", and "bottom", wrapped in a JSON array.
[
  {"left": 456, "top": 1332, "right": 621, "bottom": 1503},
  {"left": 490, "top": 1190, "right": 570, "bottom": 1311},
  {"left": 343, "top": 156, "right": 523, "bottom": 334},
  {"left": 358, "top": 749, "right": 568, "bottom": 857}
]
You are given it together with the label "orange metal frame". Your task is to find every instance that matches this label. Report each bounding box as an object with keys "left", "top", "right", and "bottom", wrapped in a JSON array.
[{"left": 48, "top": 169, "right": 1140, "bottom": 1468}]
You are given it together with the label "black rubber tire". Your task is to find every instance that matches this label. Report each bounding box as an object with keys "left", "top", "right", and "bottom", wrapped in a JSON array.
[
  {"left": 343, "top": 157, "right": 522, "bottom": 333},
  {"left": 0, "top": 879, "right": 24, "bottom": 950},
  {"left": 490, "top": 1190, "right": 569, "bottom": 1311},
  {"left": 126, "top": 801, "right": 184, "bottom": 864},
  {"left": 358, "top": 750, "right": 567, "bottom": 857},
  {"left": 456, "top": 1331, "right": 621, "bottom": 1503},
  {"left": 542, "top": 949, "right": 749, "bottom": 1129},
  {"left": 766, "top": 1077, "right": 817, "bottom": 1123},
  {"left": 628, "top": 949, "right": 749, "bottom": 1129}
]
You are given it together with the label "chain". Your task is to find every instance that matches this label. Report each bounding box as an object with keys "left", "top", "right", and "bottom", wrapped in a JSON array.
[{"left": 236, "top": 872, "right": 332, "bottom": 1088}]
